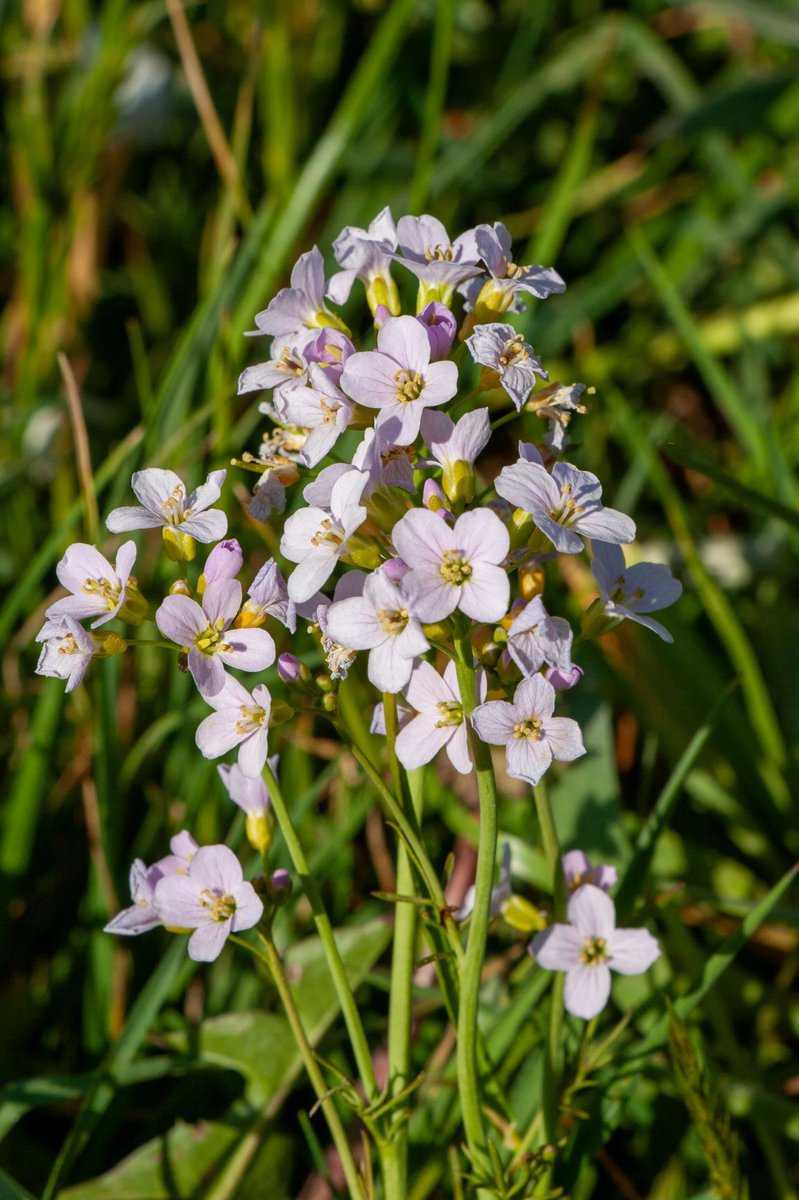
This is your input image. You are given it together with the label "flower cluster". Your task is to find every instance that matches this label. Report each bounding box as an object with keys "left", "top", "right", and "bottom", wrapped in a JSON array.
[{"left": 37, "top": 209, "right": 678, "bottom": 1001}]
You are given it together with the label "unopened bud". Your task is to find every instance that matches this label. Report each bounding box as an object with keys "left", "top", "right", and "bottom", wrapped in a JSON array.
[
  {"left": 245, "top": 810, "right": 273, "bottom": 856},
  {"left": 117, "top": 579, "right": 149, "bottom": 624},
  {"left": 200, "top": 539, "right": 243, "bottom": 593},
  {"left": 268, "top": 868, "right": 292, "bottom": 903},
  {"left": 546, "top": 664, "right": 584, "bottom": 692},
  {"left": 95, "top": 631, "right": 127, "bottom": 658},
  {"left": 501, "top": 894, "right": 547, "bottom": 933},
  {"left": 315, "top": 672, "right": 334, "bottom": 693},
  {"left": 277, "top": 652, "right": 307, "bottom": 684},
  {"left": 519, "top": 561, "right": 545, "bottom": 600},
  {"left": 423, "top": 478, "right": 449, "bottom": 514},
  {"left": 508, "top": 507, "right": 534, "bottom": 550},
  {"left": 169, "top": 578, "right": 193, "bottom": 596},
  {"left": 161, "top": 527, "right": 196, "bottom": 563},
  {"left": 269, "top": 699, "right": 295, "bottom": 726},
  {"left": 321, "top": 691, "right": 337, "bottom": 713},
  {"left": 442, "top": 460, "right": 475, "bottom": 506}
]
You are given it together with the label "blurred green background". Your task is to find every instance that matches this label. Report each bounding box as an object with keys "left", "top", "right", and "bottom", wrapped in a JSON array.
[{"left": 2, "top": 1, "right": 799, "bottom": 1197}]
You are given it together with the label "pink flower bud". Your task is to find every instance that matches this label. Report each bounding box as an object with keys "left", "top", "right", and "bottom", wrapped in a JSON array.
[
  {"left": 382, "top": 557, "right": 409, "bottom": 583},
  {"left": 373, "top": 303, "right": 392, "bottom": 329},
  {"left": 203, "top": 539, "right": 243, "bottom": 583},
  {"left": 417, "top": 301, "right": 457, "bottom": 360},
  {"left": 546, "top": 664, "right": 584, "bottom": 691},
  {"left": 277, "top": 652, "right": 301, "bottom": 683}
]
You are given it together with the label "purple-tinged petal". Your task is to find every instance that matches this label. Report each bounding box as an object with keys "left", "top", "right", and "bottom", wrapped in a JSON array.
[
  {"left": 156, "top": 595, "right": 207, "bottom": 645},
  {"left": 190, "top": 844, "right": 243, "bottom": 893},
  {"left": 238, "top": 726, "right": 269, "bottom": 777},
  {"left": 196, "top": 710, "right": 246, "bottom": 760},
  {"left": 471, "top": 700, "right": 518, "bottom": 745},
  {"left": 106, "top": 505, "right": 163, "bottom": 532},
  {"left": 203, "top": 579, "right": 242, "bottom": 627},
  {"left": 219, "top": 627, "right": 276, "bottom": 672},
  {"left": 188, "top": 921, "right": 231, "bottom": 962}
]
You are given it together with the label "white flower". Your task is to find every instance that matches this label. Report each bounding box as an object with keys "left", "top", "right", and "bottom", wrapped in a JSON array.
[
  {"left": 35, "top": 616, "right": 96, "bottom": 692},
  {"left": 531, "top": 884, "right": 660, "bottom": 1019},
  {"left": 471, "top": 674, "right": 585, "bottom": 786},
  {"left": 495, "top": 460, "right": 635, "bottom": 554},
  {"left": 107, "top": 468, "right": 227, "bottom": 543},
  {"left": 47, "top": 541, "right": 137, "bottom": 629},
  {"left": 591, "top": 541, "right": 682, "bottom": 642},
  {"left": 325, "top": 567, "right": 429, "bottom": 693},
  {"left": 195, "top": 674, "right": 272, "bottom": 777},
  {"left": 280, "top": 470, "right": 368, "bottom": 603},
  {"left": 395, "top": 660, "right": 486, "bottom": 775}
]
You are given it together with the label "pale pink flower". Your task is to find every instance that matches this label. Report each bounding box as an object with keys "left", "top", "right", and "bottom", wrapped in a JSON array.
[
  {"left": 218, "top": 759, "right": 276, "bottom": 816},
  {"left": 156, "top": 579, "right": 275, "bottom": 696},
  {"left": 340, "top": 315, "right": 457, "bottom": 445},
  {"left": 278, "top": 365, "right": 353, "bottom": 468},
  {"left": 531, "top": 884, "right": 659, "bottom": 1019},
  {"left": 495, "top": 460, "right": 635, "bottom": 553},
  {"left": 327, "top": 207, "right": 398, "bottom": 307},
  {"left": 154, "top": 844, "right": 263, "bottom": 962},
  {"left": 247, "top": 247, "right": 339, "bottom": 338},
  {"left": 591, "top": 541, "right": 682, "bottom": 643},
  {"left": 395, "top": 660, "right": 487, "bottom": 775},
  {"left": 471, "top": 674, "right": 585, "bottom": 786},
  {"left": 35, "top": 616, "right": 96, "bottom": 692},
  {"left": 421, "top": 408, "right": 491, "bottom": 472},
  {"left": 195, "top": 674, "right": 272, "bottom": 777},
  {"left": 47, "top": 541, "right": 137, "bottom": 629},
  {"left": 391, "top": 507, "right": 510, "bottom": 624},
  {"left": 107, "top": 468, "right": 227, "bottom": 543},
  {"left": 505, "top": 596, "right": 573, "bottom": 676},
  {"left": 202, "top": 539, "right": 243, "bottom": 584},
  {"left": 104, "top": 859, "right": 164, "bottom": 936},
  {"left": 280, "top": 469, "right": 368, "bottom": 603},
  {"left": 466, "top": 323, "right": 547, "bottom": 410},
  {"left": 326, "top": 567, "right": 429, "bottom": 693}
]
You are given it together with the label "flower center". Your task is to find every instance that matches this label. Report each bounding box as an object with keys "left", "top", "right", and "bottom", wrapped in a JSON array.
[
  {"left": 548, "top": 483, "right": 583, "bottom": 526},
  {"left": 194, "top": 617, "right": 229, "bottom": 655},
  {"left": 377, "top": 607, "right": 409, "bottom": 636},
  {"left": 439, "top": 549, "right": 472, "bottom": 586},
  {"left": 435, "top": 700, "right": 463, "bottom": 727},
  {"left": 580, "top": 936, "right": 608, "bottom": 965},
  {"left": 424, "top": 243, "right": 454, "bottom": 262},
  {"left": 505, "top": 261, "right": 524, "bottom": 279},
  {"left": 498, "top": 337, "right": 528, "bottom": 368},
  {"left": 394, "top": 369, "right": 424, "bottom": 403},
  {"left": 311, "top": 518, "right": 344, "bottom": 548},
  {"left": 200, "top": 888, "right": 237, "bottom": 923},
  {"left": 57, "top": 633, "right": 82, "bottom": 656},
  {"left": 512, "top": 717, "right": 543, "bottom": 741},
  {"left": 235, "top": 704, "right": 267, "bottom": 734},
  {"left": 82, "top": 576, "right": 121, "bottom": 610},
  {"left": 381, "top": 445, "right": 413, "bottom": 466},
  {"left": 278, "top": 348, "right": 306, "bottom": 376},
  {"left": 160, "top": 484, "right": 187, "bottom": 525}
]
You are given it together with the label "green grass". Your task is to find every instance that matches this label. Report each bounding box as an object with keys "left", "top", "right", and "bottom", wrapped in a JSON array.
[{"left": 2, "top": 2, "right": 798, "bottom": 1197}]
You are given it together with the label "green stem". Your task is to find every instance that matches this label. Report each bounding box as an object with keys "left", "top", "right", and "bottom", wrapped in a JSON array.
[
  {"left": 533, "top": 783, "right": 564, "bottom": 1173},
  {"left": 451, "top": 630, "right": 499, "bottom": 1172},
  {"left": 384, "top": 694, "right": 424, "bottom": 1197},
  {"left": 232, "top": 933, "right": 366, "bottom": 1200},
  {"left": 262, "top": 761, "right": 378, "bottom": 1103}
]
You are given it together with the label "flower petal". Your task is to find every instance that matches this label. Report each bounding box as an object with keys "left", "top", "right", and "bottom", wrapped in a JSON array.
[
  {"left": 188, "top": 921, "right": 231, "bottom": 962},
  {"left": 609, "top": 928, "right": 660, "bottom": 975},
  {"left": 531, "top": 924, "right": 583, "bottom": 970},
  {"left": 395, "top": 714, "right": 450, "bottom": 770},
  {"left": 567, "top": 884, "right": 615, "bottom": 938},
  {"left": 505, "top": 736, "right": 553, "bottom": 785},
  {"left": 218, "top": 627, "right": 276, "bottom": 672},
  {"left": 471, "top": 700, "right": 518, "bottom": 745},
  {"left": 564, "top": 963, "right": 611, "bottom": 1019},
  {"left": 156, "top": 595, "right": 207, "bottom": 645}
]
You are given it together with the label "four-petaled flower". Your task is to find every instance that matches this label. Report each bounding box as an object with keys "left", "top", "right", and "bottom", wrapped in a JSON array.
[
  {"left": 466, "top": 323, "right": 547, "bottom": 410},
  {"left": 391, "top": 215, "right": 482, "bottom": 306},
  {"left": 154, "top": 844, "right": 263, "bottom": 962},
  {"left": 279, "top": 366, "right": 353, "bottom": 468},
  {"left": 472, "top": 674, "right": 585, "bottom": 786},
  {"left": 396, "top": 660, "right": 486, "bottom": 775},
  {"left": 326, "top": 567, "right": 429, "bottom": 693},
  {"left": 195, "top": 674, "right": 272, "bottom": 777},
  {"left": 327, "top": 206, "right": 399, "bottom": 313},
  {"left": 107, "top": 468, "right": 227, "bottom": 543},
  {"left": 35, "top": 616, "right": 96, "bottom": 692},
  {"left": 591, "top": 541, "right": 682, "bottom": 643},
  {"left": 504, "top": 596, "right": 573, "bottom": 676},
  {"left": 531, "top": 883, "right": 659, "bottom": 1019},
  {"left": 280, "top": 469, "right": 368, "bottom": 602},
  {"left": 495, "top": 459, "right": 635, "bottom": 553},
  {"left": 156, "top": 579, "right": 275, "bottom": 696},
  {"left": 47, "top": 541, "right": 137, "bottom": 628},
  {"left": 392, "top": 507, "right": 510, "bottom": 623},
  {"left": 341, "top": 315, "right": 457, "bottom": 445},
  {"left": 463, "top": 222, "right": 565, "bottom": 312},
  {"left": 247, "top": 247, "right": 342, "bottom": 338}
]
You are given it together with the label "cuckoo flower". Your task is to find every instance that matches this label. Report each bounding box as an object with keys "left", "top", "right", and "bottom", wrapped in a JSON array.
[
  {"left": 104, "top": 859, "right": 164, "bottom": 937},
  {"left": 156, "top": 580, "right": 275, "bottom": 696},
  {"left": 396, "top": 660, "right": 487, "bottom": 774},
  {"left": 327, "top": 206, "right": 400, "bottom": 314},
  {"left": 495, "top": 460, "right": 636, "bottom": 554},
  {"left": 35, "top": 617, "right": 96, "bottom": 692},
  {"left": 107, "top": 468, "right": 227, "bottom": 543},
  {"left": 417, "top": 301, "right": 457, "bottom": 360},
  {"left": 281, "top": 469, "right": 368, "bottom": 602},
  {"left": 341, "top": 315, "right": 457, "bottom": 445},
  {"left": 591, "top": 541, "right": 682, "bottom": 643},
  {"left": 392, "top": 507, "right": 510, "bottom": 623},
  {"left": 472, "top": 674, "right": 585, "bottom": 786},
  {"left": 562, "top": 850, "right": 617, "bottom": 893},
  {"left": 154, "top": 830, "right": 199, "bottom": 876},
  {"left": 202, "top": 539, "right": 243, "bottom": 586},
  {"left": 303, "top": 328, "right": 355, "bottom": 384},
  {"left": 279, "top": 366, "right": 353, "bottom": 468},
  {"left": 218, "top": 759, "right": 275, "bottom": 816},
  {"left": 466, "top": 323, "right": 547, "bottom": 411},
  {"left": 247, "top": 247, "right": 343, "bottom": 338},
  {"left": 240, "top": 558, "right": 295, "bottom": 632},
  {"left": 464, "top": 222, "right": 565, "bottom": 313},
  {"left": 505, "top": 596, "right": 573, "bottom": 676},
  {"left": 47, "top": 541, "right": 137, "bottom": 629},
  {"left": 238, "top": 332, "right": 312, "bottom": 399},
  {"left": 196, "top": 674, "right": 272, "bottom": 777},
  {"left": 326, "top": 567, "right": 429, "bottom": 693},
  {"left": 154, "top": 844, "right": 263, "bottom": 962},
  {"left": 391, "top": 214, "right": 482, "bottom": 306},
  {"left": 531, "top": 884, "right": 660, "bottom": 1019},
  {"left": 422, "top": 408, "right": 491, "bottom": 503},
  {"left": 353, "top": 423, "right": 416, "bottom": 494}
]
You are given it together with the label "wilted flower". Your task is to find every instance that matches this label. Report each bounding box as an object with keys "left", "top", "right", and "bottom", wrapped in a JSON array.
[
  {"left": 472, "top": 674, "right": 585, "bottom": 786},
  {"left": 35, "top": 616, "right": 97, "bottom": 692},
  {"left": 326, "top": 566, "right": 429, "bottom": 693},
  {"left": 495, "top": 460, "right": 635, "bottom": 553},
  {"left": 341, "top": 315, "right": 458, "bottom": 445},
  {"left": 466, "top": 323, "right": 547, "bottom": 410},
  {"left": 107, "top": 468, "right": 227, "bottom": 543},
  {"left": 396, "top": 660, "right": 486, "bottom": 774},
  {"left": 531, "top": 883, "right": 659, "bottom": 1019},
  {"left": 392, "top": 507, "right": 510, "bottom": 623},
  {"left": 154, "top": 844, "right": 263, "bottom": 962},
  {"left": 591, "top": 541, "right": 682, "bottom": 643},
  {"left": 156, "top": 579, "right": 275, "bottom": 696},
  {"left": 47, "top": 541, "right": 138, "bottom": 629},
  {"left": 195, "top": 674, "right": 272, "bottom": 777}
]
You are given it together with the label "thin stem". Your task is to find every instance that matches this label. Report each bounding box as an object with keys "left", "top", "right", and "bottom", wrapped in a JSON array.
[
  {"left": 262, "top": 761, "right": 379, "bottom": 1103},
  {"left": 231, "top": 933, "right": 365, "bottom": 1200},
  {"left": 451, "top": 630, "right": 499, "bottom": 1173},
  {"left": 58, "top": 353, "right": 99, "bottom": 543},
  {"left": 385, "top": 694, "right": 424, "bottom": 1199}
]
